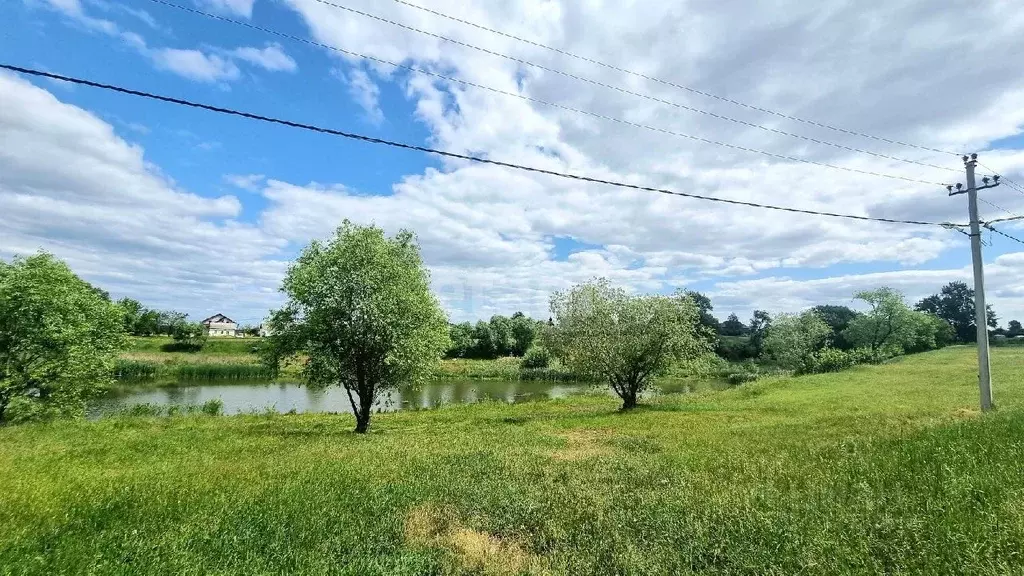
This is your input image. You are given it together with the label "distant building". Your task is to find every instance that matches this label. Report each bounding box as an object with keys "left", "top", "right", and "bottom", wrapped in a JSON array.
[
  {"left": 259, "top": 323, "right": 272, "bottom": 338},
  {"left": 201, "top": 313, "right": 238, "bottom": 337}
]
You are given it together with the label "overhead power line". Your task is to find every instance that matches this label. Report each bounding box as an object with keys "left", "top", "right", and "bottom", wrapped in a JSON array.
[
  {"left": 985, "top": 225, "right": 1024, "bottom": 245},
  {"left": 384, "top": 0, "right": 961, "bottom": 158},
  {"left": 145, "top": 0, "right": 949, "bottom": 187},
  {"left": 978, "top": 160, "right": 1024, "bottom": 198},
  {"left": 984, "top": 215, "right": 1024, "bottom": 225},
  {"left": 0, "top": 64, "right": 960, "bottom": 228},
  {"left": 306, "top": 0, "right": 958, "bottom": 175}
]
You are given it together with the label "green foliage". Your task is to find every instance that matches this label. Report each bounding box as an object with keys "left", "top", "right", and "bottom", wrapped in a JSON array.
[
  {"left": 762, "top": 310, "right": 832, "bottom": 370},
  {"left": 719, "top": 313, "right": 747, "bottom": 337},
  {"left": 685, "top": 290, "right": 720, "bottom": 340},
  {"left": 1008, "top": 320, "right": 1023, "bottom": 337},
  {"left": 915, "top": 281, "right": 998, "bottom": 343},
  {"left": 810, "top": 305, "right": 861, "bottom": 350},
  {"left": 715, "top": 335, "right": 757, "bottom": 361},
  {"left": 169, "top": 321, "right": 208, "bottom": 352},
  {"left": 509, "top": 312, "right": 537, "bottom": 356},
  {"left": 843, "top": 288, "right": 918, "bottom": 354},
  {"left": 175, "top": 364, "right": 276, "bottom": 381},
  {"left": 520, "top": 346, "right": 551, "bottom": 369},
  {"left": 264, "top": 221, "right": 450, "bottom": 433},
  {"left": 104, "top": 398, "right": 224, "bottom": 418},
  {"left": 0, "top": 253, "right": 128, "bottom": 424},
  {"left": 114, "top": 359, "right": 159, "bottom": 381},
  {"left": 798, "top": 347, "right": 856, "bottom": 374},
  {"left": 547, "top": 279, "right": 710, "bottom": 409},
  {"left": 445, "top": 313, "right": 543, "bottom": 359},
  {"left": 726, "top": 371, "right": 760, "bottom": 385},
  {"left": 445, "top": 322, "right": 474, "bottom": 358},
  {"left": 748, "top": 310, "right": 771, "bottom": 356}
]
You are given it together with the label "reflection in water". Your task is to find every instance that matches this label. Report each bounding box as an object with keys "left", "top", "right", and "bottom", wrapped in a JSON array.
[{"left": 90, "top": 379, "right": 602, "bottom": 418}]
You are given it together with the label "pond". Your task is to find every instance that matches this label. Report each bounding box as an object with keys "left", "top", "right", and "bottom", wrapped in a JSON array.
[{"left": 89, "top": 379, "right": 621, "bottom": 418}]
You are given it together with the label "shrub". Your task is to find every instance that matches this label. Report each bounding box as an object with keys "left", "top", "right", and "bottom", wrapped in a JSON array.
[
  {"left": 169, "top": 322, "right": 207, "bottom": 352},
  {"left": 726, "top": 372, "right": 760, "bottom": 385},
  {"left": 521, "top": 346, "right": 551, "bottom": 369},
  {"left": 798, "top": 347, "right": 855, "bottom": 374},
  {"left": 201, "top": 398, "right": 224, "bottom": 416}
]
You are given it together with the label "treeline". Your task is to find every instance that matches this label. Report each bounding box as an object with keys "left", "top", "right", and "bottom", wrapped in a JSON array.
[
  {"left": 115, "top": 298, "right": 209, "bottom": 351},
  {"left": 701, "top": 281, "right": 1015, "bottom": 364},
  {"left": 445, "top": 312, "right": 547, "bottom": 359}
]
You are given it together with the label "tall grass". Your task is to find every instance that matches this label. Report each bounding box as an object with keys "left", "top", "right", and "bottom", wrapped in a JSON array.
[
  {"left": 174, "top": 363, "right": 276, "bottom": 381},
  {"left": 103, "top": 399, "right": 224, "bottom": 418},
  {"left": 113, "top": 359, "right": 159, "bottom": 381}
]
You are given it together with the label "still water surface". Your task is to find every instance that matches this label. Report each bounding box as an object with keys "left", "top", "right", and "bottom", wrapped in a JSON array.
[{"left": 90, "top": 379, "right": 621, "bottom": 417}]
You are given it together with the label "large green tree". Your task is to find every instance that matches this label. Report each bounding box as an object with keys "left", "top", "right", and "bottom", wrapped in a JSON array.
[
  {"left": 0, "top": 253, "right": 128, "bottom": 423},
  {"left": 761, "top": 311, "right": 832, "bottom": 370},
  {"left": 509, "top": 312, "right": 537, "bottom": 356},
  {"left": 915, "top": 281, "right": 997, "bottom": 343},
  {"left": 844, "top": 288, "right": 916, "bottom": 354},
  {"left": 1009, "top": 320, "right": 1023, "bottom": 338},
  {"left": 547, "top": 279, "right": 709, "bottom": 409},
  {"left": 262, "top": 222, "right": 450, "bottom": 433},
  {"left": 685, "top": 290, "right": 720, "bottom": 337},
  {"left": 748, "top": 310, "right": 771, "bottom": 356},
  {"left": 719, "top": 313, "right": 747, "bottom": 337},
  {"left": 810, "top": 305, "right": 860, "bottom": 350}
]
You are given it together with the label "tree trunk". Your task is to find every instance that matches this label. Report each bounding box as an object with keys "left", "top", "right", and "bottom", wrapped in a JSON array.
[
  {"left": 620, "top": 384, "right": 638, "bottom": 410},
  {"left": 353, "top": 385, "right": 375, "bottom": 434},
  {"left": 354, "top": 409, "right": 370, "bottom": 434}
]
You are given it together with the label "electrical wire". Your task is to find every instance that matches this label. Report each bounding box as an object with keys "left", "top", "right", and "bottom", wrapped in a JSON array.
[
  {"left": 984, "top": 215, "right": 1024, "bottom": 225},
  {"left": 383, "top": 0, "right": 961, "bottom": 158},
  {"left": 977, "top": 160, "right": 1024, "bottom": 198},
  {"left": 143, "top": 0, "right": 950, "bottom": 187},
  {"left": 979, "top": 197, "right": 1019, "bottom": 218},
  {"left": 985, "top": 225, "right": 1024, "bottom": 245},
  {"left": 0, "top": 64, "right": 962, "bottom": 228},
  {"left": 305, "top": 0, "right": 958, "bottom": 175}
]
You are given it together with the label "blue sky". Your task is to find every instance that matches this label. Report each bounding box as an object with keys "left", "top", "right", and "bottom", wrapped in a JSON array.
[{"left": 2, "top": 0, "right": 1023, "bottom": 326}]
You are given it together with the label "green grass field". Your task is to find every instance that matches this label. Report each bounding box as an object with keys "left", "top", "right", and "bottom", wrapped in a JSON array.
[{"left": 3, "top": 346, "right": 1024, "bottom": 574}]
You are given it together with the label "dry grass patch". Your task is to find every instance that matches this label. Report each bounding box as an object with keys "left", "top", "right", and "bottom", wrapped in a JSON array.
[
  {"left": 547, "top": 429, "right": 617, "bottom": 461},
  {"left": 404, "top": 503, "right": 549, "bottom": 575}
]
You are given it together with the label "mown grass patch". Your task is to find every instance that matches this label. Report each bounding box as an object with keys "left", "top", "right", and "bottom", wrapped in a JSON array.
[{"left": 2, "top": 346, "right": 1024, "bottom": 574}]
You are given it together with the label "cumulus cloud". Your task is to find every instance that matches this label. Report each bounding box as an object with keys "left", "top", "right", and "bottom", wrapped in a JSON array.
[
  {"left": 35, "top": 0, "right": 297, "bottom": 83},
  {"left": 342, "top": 68, "right": 384, "bottom": 124},
  {"left": 0, "top": 73, "right": 287, "bottom": 322},
  {"left": 197, "top": 0, "right": 255, "bottom": 19},
  {"left": 224, "top": 173, "right": 266, "bottom": 191},
  {"left": 231, "top": 44, "right": 298, "bottom": 72},
  {"left": 12, "top": 0, "right": 1024, "bottom": 324},
  {"left": 150, "top": 48, "right": 241, "bottom": 83}
]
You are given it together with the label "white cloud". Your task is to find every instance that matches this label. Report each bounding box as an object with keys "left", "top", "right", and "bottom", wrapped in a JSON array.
[
  {"left": 0, "top": 72, "right": 287, "bottom": 322},
  {"left": 35, "top": 1, "right": 297, "bottom": 83},
  {"left": 224, "top": 173, "right": 266, "bottom": 191},
  {"left": 13, "top": 0, "right": 1024, "bottom": 325},
  {"left": 342, "top": 68, "right": 384, "bottom": 124},
  {"left": 150, "top": 48, "right": 241, "bottom": 83},
  {"left": 231, "top": 43, "right": 298, "bottom": 72},
  {"left": 197, "top": 0, "right": 255, "bottom": 18}
]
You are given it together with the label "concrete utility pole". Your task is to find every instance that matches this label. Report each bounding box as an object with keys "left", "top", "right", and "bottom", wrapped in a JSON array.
[{"left": 948, "top": 153, "right": 1000, "bottom": 411}]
